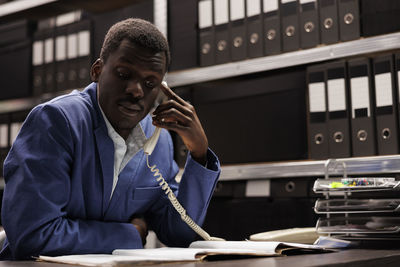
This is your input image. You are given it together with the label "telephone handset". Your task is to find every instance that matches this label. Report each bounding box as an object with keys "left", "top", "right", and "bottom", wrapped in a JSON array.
[{"left": 143, "top": 81, "right": 224, "bottom": 241}]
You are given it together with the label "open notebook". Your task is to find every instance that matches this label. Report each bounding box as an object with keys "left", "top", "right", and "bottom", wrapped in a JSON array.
[{"left": 38, "top": 240, "right": 331, "bottom": 266}]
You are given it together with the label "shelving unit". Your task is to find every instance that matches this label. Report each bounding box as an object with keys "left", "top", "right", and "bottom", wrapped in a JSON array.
[
  {"left": 166, "top": 32, "right": 400, "bottom": 87},
  {"left": 1, "top": 0, "right": 400, "bottom": 186}
]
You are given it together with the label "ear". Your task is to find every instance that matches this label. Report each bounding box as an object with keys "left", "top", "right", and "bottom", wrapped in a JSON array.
[{"left": 90, "top": 58, "right": 103, "bottom": 82}]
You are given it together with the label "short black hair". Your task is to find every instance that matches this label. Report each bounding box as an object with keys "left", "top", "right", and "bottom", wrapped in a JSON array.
[{"left": 100, "top": 18, "right": 170, "bottom": 70}]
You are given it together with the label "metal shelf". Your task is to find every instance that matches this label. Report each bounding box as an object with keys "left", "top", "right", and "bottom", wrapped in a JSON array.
[
  {"left": 219, "top": 155, "right": 400, "bottom": 181},
  {"left": 166, "top": 32, "right": 400, "bottom": 87}
]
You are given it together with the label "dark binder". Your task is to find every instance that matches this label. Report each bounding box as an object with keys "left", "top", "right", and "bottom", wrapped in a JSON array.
[
  {"left": 348, "top": 58, "right": 376, "bottom": 157},
  {"left": 372, "top": 54, "right": 399, "bottom": 155},
  {"left": 32, "top": 30, "right": 45, "bottom": 96},
  {"left": 246, "top": 0, "right": 263, "bottom": 58},
  {"left": 66, "top": 22, "right": 79, "bottom": 90},
  {"left": 76, "top": 19, "right": 92, "bottom": 89},
  {"left": 214, "top": 0, "right": 230, "bottom": 64},
  {"left": 198, "top": 0, "right": 215, "bottom": 66},
  {"left": 263, "top": 0, "right": 281, "bottom": 55},
  {"left": 299, "top": 0, "right": 320, "bottom": 49},
  {"left": 338, "top": 0, "right": 360, "bottom": 41},
  {"left": 318, "top": 0, "right": 339, "bottom": 45},
  {"left": 280, "top": 0, "right": 300, "bottom": 52},
  {"left": 55, "top": 24, "right": 69, "bottom": 92},
  {"left": 229, "top": 0, "right": 246, "bottom": 61},
  {"left": 0, "top": 41, "right": 32, "bottom": 100},
  {"left": 43, "top": 27, "right": 56, "bottom": 93},
  {"left": 0, "top": 113, "right": 10, "bottom": 178},
  {"left": 306, "top": 64, "right": 329, "bottom": 159},
  {"left": 168, "top": 0, "right": 198, "bottom": 71},
  {"left": 326, "top": 60, "right": 351, "bottom": 158}
]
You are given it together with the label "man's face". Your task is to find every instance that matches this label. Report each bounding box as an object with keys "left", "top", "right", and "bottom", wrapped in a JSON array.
[{"left": 93, "top": 39, "right": 166, "bottom": 139}]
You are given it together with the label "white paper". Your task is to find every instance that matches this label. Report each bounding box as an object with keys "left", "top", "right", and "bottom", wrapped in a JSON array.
[
  {"left": 0, "top": 124, "right": 8, "bottom": 148},
  {"left": 67, "top": 33, "right": 78, "bottom": 59},
  {"left": 32, "top": 41, "right": 44, "bottom": 66},
  {"left": 189, "top": 240, "right": 325, "bottom": 252},
  {"left": 55, "top": 36, "right": 67, "bottom": 61},
  {"left": 264, "top": 0, "right": 278, "bottom": 13},
  {"left": 350, "top": 76, "right": 370, "bottom": 118},
  {"left": 230, "top": 0, "right": 245, "bottom": 20},
  {"left": 281, "top": 0, "right": 296, "bottom": 4},
  {"left": 39, "top": 241, "right": 328, "bottom": 266},
  {"left": 247, "top": 0, "right": 261, "bottom": 17},
  {"left": 308, "top": 82, "right": 326, "bottom": 112},
  {"left": 198, "top": 0, "right": 213, "bottom": 29},
  {"left": 78, "top": 31, "right": 90, "bottom": 57},
  {"left": 214, "top": 0, "right": 229, "bottom": 25},
  {"left": 375, "top": 72, "right": 393, "bottom": 107},
  {"left": 327, "top": 78, "right": 346, "bottom": 112}
]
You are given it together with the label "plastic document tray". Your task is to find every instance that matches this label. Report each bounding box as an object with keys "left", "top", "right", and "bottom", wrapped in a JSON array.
[
  {"left": 314, "top": 199, "right": 400, "bottom": 214},
  {"left": 313, "top": 177, "right": 400, "bottom": 193},
  {"left": 316, "top": 216, "right": 400, "bottom": 234}
]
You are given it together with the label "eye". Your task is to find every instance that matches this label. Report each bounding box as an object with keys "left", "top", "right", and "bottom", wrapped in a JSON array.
[
  {"left": 144, "top": 80, "right": 156, "bottom": 89},
  {"left": 116, "top": 68, "right": 130, "bottom": 80}
]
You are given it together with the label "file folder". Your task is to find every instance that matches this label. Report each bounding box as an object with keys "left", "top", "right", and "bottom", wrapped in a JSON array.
[
  {"left": 263, "top": 0, "right": 281, "bottom": 55},
  {"left": 32, "top": 31, "right": 45, "bottom": 96},
  {"left": 246, "top": 0, "right": 263, "bottom": 58},
  {"left": 318, "top": 0, "right": 339, "bottom": 45},
  {"left": 372, "top": 54, "right": 399, "bottom": 155},
  {"left": 198, "top": 0, "right": 215, "bottom": 66},
  {"left": 338, "top": 0, "right": 360, "bottom": 41},
  {"left": 214, "top": 0, "right": 230, "bottom": 64},
  {"left": 326, "top": 60, "right": 351, "bottom": 158},
  {"left": 307, "top": 64, "right": 329, "bottom": 159},
  {"left": 230, "top": 0, "right": 247, "bottom": 61},
  {"left": 299, "top": 0, "right": 320, "bottom": 49},
  {"left": 348, "top": 58, "right": 376, "bottom": 157},
  {"left": 280, "top": 0, "right": 300, "bottom": 52},
  {"left": 55, "top": 25, "right": 68, "bottom": 92}
]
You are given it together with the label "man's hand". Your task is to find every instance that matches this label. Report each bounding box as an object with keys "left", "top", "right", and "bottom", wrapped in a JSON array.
[
  {"left": 131, "top": 217, "right": 148, "bottom": 246},
  {"left": 152, "top": 83, "right": 208, "bottom": 166}
]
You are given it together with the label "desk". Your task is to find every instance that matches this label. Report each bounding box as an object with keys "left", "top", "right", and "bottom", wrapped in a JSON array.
[{"left": 1, "top": 249, "right": 400, "bottom": 267}]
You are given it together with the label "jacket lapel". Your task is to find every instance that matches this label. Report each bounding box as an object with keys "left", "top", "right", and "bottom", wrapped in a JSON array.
[{"left": 94, "top": 126, "right": 115, "bottom": 215}]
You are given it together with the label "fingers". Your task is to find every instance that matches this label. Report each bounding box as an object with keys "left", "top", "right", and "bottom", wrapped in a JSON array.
[
  {"left": 160, "top": 81, "right": 187, "bottom": 106},
  {"left": 153, "top": 99, "right": 193, "bottom": 117}
]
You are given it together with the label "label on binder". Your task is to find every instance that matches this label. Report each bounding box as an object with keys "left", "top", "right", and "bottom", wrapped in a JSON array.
[
  {"left": 375, "top": 72, "right": 393, "bottom": 107},
  {"left": 327, "top": 78, "right": 346, "bottom": 112},
  {"left": 309, "top": 82, "right": 326, "bottom": 112},
  {"left": 263, "top": 0, "right": 278, "bottom": 13}
]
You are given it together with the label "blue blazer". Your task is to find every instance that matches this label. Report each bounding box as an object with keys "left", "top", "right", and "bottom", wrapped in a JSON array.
[{"left": 0, "top": 83, "right": 220, "bottom": 260}]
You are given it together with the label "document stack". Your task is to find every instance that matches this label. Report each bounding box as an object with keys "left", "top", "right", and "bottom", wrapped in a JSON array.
[{"left": 312, "top": 159, "right": 400, "bottom": 242}]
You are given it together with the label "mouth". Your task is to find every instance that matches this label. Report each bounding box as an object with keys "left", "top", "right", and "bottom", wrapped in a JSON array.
[{"left": 118, "top": 102, "right": 143, "bottom": 117}]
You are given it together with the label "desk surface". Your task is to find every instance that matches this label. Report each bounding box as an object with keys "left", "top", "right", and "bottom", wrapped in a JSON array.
[{"left": 1, "top": 249, "right": 400, "bottom": 267}]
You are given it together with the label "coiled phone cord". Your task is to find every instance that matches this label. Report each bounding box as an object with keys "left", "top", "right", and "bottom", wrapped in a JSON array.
[{"left": 146, "top": 155, "right": 224, "bottom": 241}]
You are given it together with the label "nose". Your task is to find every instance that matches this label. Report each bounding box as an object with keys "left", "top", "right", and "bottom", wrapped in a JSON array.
[{"left": 126, "top": 80, "right": 144, "bottom": 98}]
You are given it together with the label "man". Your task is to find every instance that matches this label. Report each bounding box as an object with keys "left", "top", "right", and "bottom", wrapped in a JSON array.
[{"left": 0, "top": 18, "right": 220, "bottom": 260}]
